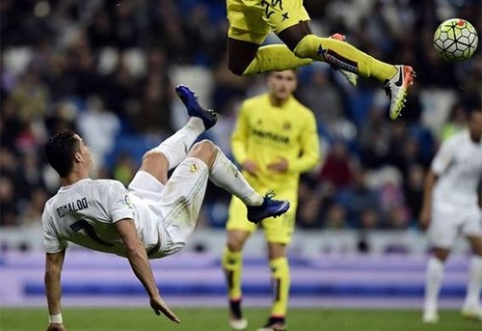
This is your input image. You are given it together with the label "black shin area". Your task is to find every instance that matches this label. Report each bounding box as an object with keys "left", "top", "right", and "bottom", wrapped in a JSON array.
[
  {"left": 277, "top": 21, "right": 312, "bottom": 51},
  {"left": 227, "top": 38, "right": 260, "bottom": 76}
]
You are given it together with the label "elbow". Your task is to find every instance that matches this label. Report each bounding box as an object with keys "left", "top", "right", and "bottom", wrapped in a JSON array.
[{"left": 124, "top": 241, "right": 144, "bottom": 257}]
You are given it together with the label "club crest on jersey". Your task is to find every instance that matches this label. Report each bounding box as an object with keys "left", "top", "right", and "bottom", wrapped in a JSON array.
[
  {"left": 190, "top": 163, "right": 199, "bottom": 173},
  {"left": 283, "top": 122, "right": 291, "bottom": 131}
]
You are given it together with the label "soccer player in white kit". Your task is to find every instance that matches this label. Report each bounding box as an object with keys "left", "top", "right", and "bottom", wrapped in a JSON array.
[
  {"left": 420, "top": 99, "right": 482, "bottom": 323},
  {"left": 41, "top": 85, "right": 290, "bottom": 331}
]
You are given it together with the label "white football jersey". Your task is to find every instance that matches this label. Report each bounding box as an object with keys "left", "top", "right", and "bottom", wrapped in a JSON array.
[
  {"left": 42, "top": 179, "right": 166, "bottom": 257},
  {"left": 431, "top": 130, "right": 482, "bottom": 207}
]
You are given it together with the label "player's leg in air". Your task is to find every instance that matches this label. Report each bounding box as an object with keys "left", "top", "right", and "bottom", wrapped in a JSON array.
[
  {"left": 223, "top": 192, "right": 296, "bottom": 331},
  {"left": 130, "top": 85, "right": 290, "bottom": 228},
  {"left": 226, "top": 0, "right": 415, "bottom": 120}
]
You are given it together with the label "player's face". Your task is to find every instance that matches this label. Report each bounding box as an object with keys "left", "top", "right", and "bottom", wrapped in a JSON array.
[
  {"left": 469, "top": 110, "right": 482, "bottom": 140},
  {"left": 74, "top": 134, "right": 93, "bottom": 171},
  {"left": 267, "top": 70, "right": 297, "bottom": 101}
]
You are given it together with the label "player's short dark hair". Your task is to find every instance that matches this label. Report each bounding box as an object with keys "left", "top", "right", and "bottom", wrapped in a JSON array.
[{"left": 45, "top": 129, "right": 80, "bottom": 177}]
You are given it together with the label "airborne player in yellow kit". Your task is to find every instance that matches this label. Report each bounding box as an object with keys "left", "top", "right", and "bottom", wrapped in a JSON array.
[
  {"left": 222, "top": 70, "right": 320, "bottom": 331},
  {"left": 225, "top": 0, "right": 415, "bottom": 120}
]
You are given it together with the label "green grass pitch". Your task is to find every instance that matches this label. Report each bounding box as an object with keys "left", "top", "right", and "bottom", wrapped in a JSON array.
[{"left": 0, "top": 307, "right": 477, "bottom": 331}]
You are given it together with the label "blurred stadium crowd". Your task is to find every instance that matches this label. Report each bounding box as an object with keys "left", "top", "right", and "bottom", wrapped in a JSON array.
[{"left": 1, "top": 0, "right": 481, "bottom": 231}]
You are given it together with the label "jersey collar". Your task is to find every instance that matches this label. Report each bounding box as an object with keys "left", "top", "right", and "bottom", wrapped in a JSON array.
[{"left": 59, "top": 178, "right": 92, "bottom": 192}]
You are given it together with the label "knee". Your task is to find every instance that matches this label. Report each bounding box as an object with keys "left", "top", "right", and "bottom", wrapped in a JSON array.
[
  {"left": 432, "top": 248, "right": 449, "bottom": 262},
  {"left": 189, "top": 140, "right": 218, "bottom": 166},
  {"left": 139, "top": 150, "right": 169, "bottom": 183},
  {"left": 192, "top": 140, "right": 217, "bottom": 155},
  {"left": 226, "top": 230, "right": 250, "bottom": 252},
  {"left": 268, "top": 243, "right": 287, "bottom": 260},
  {"left": 142, "top": 150, "right": 168, "bottom": 169},
  {"left": 227, "top": 236, "right": 245, "bottom": 252}
]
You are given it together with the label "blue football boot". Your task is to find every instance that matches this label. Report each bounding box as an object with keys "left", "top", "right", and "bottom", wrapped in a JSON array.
[
  {"left": 247, "top": 191, "right": 290, "bottom": 224},
  {"left": 175, "top": 85, "right": 218, "bottom": 130}
]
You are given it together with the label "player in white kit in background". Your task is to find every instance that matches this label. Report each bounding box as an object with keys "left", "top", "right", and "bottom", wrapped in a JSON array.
[
  {"left": 41, "top": 85, "right": 290, "bottom": 331},
  {"left": 420, "top": 98, "right": 482, "bottom": 324}
]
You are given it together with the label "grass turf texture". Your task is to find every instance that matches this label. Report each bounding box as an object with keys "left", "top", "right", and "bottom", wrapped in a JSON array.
[{"left": 1, "top": 308, "right": 477, "bottom": 331}]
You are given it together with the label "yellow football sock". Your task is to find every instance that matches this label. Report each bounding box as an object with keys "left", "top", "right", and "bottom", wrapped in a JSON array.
[
  {"left": 269, "top": 257, "right": 290, "bottom": 317},
  {"left": 222, "top": 248, "right": 243, "bottom": 299},
  {"left": 293, "top": 34, "right": 397, "bottom": 81},
  {"left": 242, "top": 44, "right": 313, "bottom": 76}
]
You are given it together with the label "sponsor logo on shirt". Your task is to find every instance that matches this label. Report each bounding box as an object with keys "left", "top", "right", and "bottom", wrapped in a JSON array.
[{"left": 251, "top": 128, "right": 290, "bottom": 144}]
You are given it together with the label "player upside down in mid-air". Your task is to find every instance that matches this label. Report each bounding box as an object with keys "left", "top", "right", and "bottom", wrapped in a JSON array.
[
  {"left": 41, "top": 86, "right": 290, "bottom": 331},
  {"left": 225, "top": 0, "right": 415, "bottom": 120}
]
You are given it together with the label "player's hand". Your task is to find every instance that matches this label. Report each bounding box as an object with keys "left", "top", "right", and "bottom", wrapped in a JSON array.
[
  {"left": 267, "top": 157, "right": 289, "bottom": 174},
  {"left": 46, "top": 323, "right": 66, "bottom": 331},
  {"left": 150, "top": 295, "right": 181, "bottom": 323},
  {"left": 242, "top": 160, "right": 259, "bottom": 177},
  {"left": 419, "top": 206, "right": 431, "bottom": 231}
]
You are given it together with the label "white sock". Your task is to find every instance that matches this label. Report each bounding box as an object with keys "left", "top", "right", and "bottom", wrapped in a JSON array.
[
  {"left": 155, "top": 118, "right": 204, "bottom": 170},
  {"left": 464, "top": 256, "right": 482, "bottom": 308},
  {"left": 424, "top": 256, "right": 445, "bottom": 312},
  {"left": 209, "top": 147, "right": 263, "bottom": 206}
]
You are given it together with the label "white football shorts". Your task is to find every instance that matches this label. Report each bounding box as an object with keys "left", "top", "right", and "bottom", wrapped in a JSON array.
[
  {"left": 428, "top": 200, "right": 482, "bottom": 249},
  {"left": 128, "top": 157, "right": 209, "bottom": 257}
]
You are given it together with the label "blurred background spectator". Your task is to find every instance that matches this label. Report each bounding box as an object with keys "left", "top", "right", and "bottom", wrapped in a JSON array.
[{"left": 1, "top": 0, "right": 480, "bottom": 233}]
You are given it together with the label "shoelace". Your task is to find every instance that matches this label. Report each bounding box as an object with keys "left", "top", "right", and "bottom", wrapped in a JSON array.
[
  {"left": 208, "top": 109, "right": 219, "bottom": 118},
  {"left": 264, "top": 190, "right": 276, "bottom": 201}
]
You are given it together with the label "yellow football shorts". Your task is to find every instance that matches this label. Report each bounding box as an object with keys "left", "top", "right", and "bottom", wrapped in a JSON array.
[
  {"left": 226, "top": 189, "right": 297, "bottom": 244},
  {"left": 226, "top": 0, "right": 310, "bottom": 44}
]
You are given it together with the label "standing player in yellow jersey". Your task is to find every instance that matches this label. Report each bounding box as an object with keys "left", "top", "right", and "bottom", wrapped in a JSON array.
[
  {"left": 222, "top": 70, "right": 320, "bottom": 331},
  {"left": 226, "top": 0, "right": 415, "bottom": 120}
]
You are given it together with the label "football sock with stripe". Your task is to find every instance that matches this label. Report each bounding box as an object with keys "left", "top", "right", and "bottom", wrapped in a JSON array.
[
  {"left": 154, "top": 118, "right": 204, "bottom": 170},
  {"left": 222, "top": 248, "right": 243, "bottom": 300},
  {"left": 293, "top": 34, "right": 397, "bottom": 81},
  {"left": 242, "top": 44, "right": 313, "bottom": 75},
  {"left": 269, "top": 257, "right": 290, "bottom": 317},
  {"left": 209, "top": 147, "right": 263, "bottom": 206}
]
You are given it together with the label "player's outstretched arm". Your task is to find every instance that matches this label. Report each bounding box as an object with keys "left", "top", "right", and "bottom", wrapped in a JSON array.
[
  {"left": 115, "top": 218, "right": 181, "bottom": 323},
  {"left": 45, "top": 249, "right": 67, "bottom": 331}
]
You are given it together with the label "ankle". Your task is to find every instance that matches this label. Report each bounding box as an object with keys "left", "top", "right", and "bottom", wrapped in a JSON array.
[
  {"left": 229, "top": 298, "right": 243, "bottom": 319},
  {"left": 267, "top": 316, "right": 286, "bottom": 325}
]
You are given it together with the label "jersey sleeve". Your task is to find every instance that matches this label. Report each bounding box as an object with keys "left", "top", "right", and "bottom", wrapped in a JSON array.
[
  {"left": 431, "top": 138, "right": 456, "bottom": 175},
  {"left": 107, "top": 182, "right": 136, "bottom": 223},
  {"left": 288, "top": 111, "right": 321, "bottom": 173},
  {"left": 42, "top": 205, "right": 68, "bottom": 254},
  {"left": 231, "top": 101, "right": 250, "bottom": 165}
]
